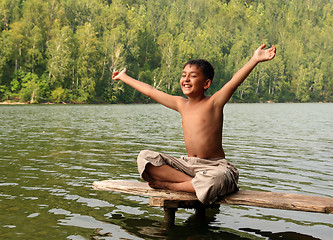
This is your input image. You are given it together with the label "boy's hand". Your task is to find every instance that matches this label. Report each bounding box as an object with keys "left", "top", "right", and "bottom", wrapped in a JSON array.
[
  {"left": 253, "top": 44, "right": 276, "bottom": 63},
  {"left": 112, "top": 68, "right": 127, "bottom": 81}
]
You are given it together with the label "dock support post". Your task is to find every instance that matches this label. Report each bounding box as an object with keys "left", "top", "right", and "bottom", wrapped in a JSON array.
[
  {"left": 195, "top": 207, "right": 206, "bottom": 218},
  {"left": 163, "top": 207, "right": 176, "bottom": 227}
]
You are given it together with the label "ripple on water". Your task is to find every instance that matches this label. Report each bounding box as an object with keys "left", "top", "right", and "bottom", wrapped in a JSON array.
[{"left": 0, "top": 103, "right": 332, "bottom": 239}]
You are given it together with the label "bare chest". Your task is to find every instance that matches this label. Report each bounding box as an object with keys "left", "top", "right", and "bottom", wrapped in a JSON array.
[{"left": 180, "top": 104, "right": 223, "bottom": 134}]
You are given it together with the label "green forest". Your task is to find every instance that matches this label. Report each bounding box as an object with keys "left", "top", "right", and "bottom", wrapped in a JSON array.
[{"left": 0, "top": 0, "right": 332, "bottom": 103}]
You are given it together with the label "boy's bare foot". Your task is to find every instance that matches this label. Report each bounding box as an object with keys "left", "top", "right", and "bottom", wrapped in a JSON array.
[
  {"left": 148, "top": 180, "right": 196, "bottom": 193},
  {"left": 148, "top": 180, "right": 171, "bottom": 190}
]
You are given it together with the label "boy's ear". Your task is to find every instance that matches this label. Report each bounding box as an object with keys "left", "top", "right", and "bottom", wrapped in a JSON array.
[{"left": 204, "top": 79, "right": 212, "bottom": 90}]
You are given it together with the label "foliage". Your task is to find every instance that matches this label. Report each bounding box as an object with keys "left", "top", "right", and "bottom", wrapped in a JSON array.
[
  {"left": 17, "top": 71, "right": 49, "bottom": 103},
  {"left": 0, "top": 0, "right": 332, "bottom": 103},
  {"left": 51, "top": 87, "right": 68, "bottom": 103}
]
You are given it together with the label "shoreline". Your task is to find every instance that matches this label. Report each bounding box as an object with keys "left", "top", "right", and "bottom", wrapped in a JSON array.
[
  {"left": 0, "top": 101, "right": 57, "bottom": 105},
  {"left": 0, "top": 100, "right": 333, "bottom": 105},
  {"left": 0, "top": 100, "right": 330, "bottom": 105}
]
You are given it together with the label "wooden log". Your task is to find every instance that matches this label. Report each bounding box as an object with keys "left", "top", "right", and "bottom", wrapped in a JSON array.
[
  {"left": 219, "top": 190, "right": 333, "bottom": 214},
  {"left": 93, "top": 180, "right": 333, "bottom": 214},
  {"left": 93, "top": 180, "right": 197, "bottom": 199}
]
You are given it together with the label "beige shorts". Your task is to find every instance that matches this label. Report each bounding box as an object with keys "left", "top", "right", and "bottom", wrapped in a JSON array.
[{"left": 137, "top": 150, "right": 239, "bottom": 205}]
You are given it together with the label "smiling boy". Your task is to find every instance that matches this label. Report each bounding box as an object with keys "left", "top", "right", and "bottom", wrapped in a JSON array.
[{"left": 112, "top": 44, "right": 276, "bottom": 204}]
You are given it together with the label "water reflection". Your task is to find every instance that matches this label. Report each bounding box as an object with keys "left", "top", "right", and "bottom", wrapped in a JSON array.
[
  {"left": 240, "top": 228, "right": 320, "bottom": 240},
  {"left": 103, "top": 208, "right": 322, "bottom": 240},
  {"left": 106, "top": 208, "right": 252, "bottom": 240}
]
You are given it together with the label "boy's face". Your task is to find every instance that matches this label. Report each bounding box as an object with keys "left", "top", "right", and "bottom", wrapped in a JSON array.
[{"left": 180, "top": 64, "right": 211, "bottom": 97}]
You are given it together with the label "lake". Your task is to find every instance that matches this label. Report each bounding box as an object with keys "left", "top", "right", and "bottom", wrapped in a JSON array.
[{"left": 0, "top": 103, "right": 332, "bottom": 239}]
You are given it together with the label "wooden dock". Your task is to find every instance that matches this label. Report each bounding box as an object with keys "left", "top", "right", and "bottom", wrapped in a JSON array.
[{"left": 93, "top": 180, "right": 333, "bottom": 226}]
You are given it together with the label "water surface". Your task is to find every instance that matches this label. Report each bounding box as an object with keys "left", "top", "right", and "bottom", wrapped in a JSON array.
[{"left": 0, "top": 103, "right": 332, "bottom": 239}]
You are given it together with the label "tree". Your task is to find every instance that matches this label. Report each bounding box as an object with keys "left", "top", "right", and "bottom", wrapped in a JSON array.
[
  {"left": 47, "top": 25, "right": 75, "bottom": 90},
  {"left": 7, "top": 21, "right": 27, "bottom": 72},
  {"left": 0, "top": 0, "right": 21, "bottom": 31},
  {"left": 73, "top": 22, "right": 101, "bottom": 102},
  {"left": 99, "top": 26, "right": 127, "bottom": 103},
  {"left": 25, "top": 26, "right": 44, "bottom": 74}
]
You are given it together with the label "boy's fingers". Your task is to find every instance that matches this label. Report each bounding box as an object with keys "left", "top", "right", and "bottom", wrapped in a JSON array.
[
  {"left": 112, "top": 68, "right": 127, "bottom": 80},
  {"left": 259, "top": 44, "right": 266, "bottom": 50},
  {"left": 112, "top": 71, "right": 119, "bottom": 79},
  {"left": 268, "top": 47, "right": 276, "bottom": 59}
]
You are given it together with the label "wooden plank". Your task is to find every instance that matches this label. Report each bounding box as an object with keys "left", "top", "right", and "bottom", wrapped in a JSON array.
[
  {"left": 219, "top": 190, "right": 333, "bottom": 213},
  {"left": 93, "top": 180, "right": 197, "bottom": 199},
  {"left": 93, "top": 180, "right": 333, "bottom": 214}
]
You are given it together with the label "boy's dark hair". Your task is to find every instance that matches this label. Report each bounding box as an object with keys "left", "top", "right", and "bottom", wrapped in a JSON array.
[{"left": 183, "top": 59, "right": 215, "bottom": 82}]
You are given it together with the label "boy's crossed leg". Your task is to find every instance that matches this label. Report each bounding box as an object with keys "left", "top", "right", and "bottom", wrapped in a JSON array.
[{"left": 145, "top": 164, "right": 195, "bottom": 193}]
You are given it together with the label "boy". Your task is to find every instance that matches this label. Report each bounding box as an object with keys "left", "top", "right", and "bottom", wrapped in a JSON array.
[{"left": 112, "top": 44, "right": 276, "bottom": 204}]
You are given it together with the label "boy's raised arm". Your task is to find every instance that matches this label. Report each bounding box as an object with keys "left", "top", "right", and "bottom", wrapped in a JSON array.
[
  {"left": 112, "top": 68, "right": 183, "bottom": 111},
  {"left": 212, "top": 44, "right": 276, "bottom": 107}
]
